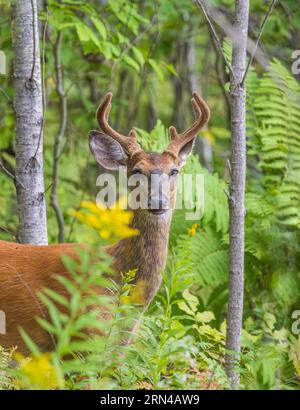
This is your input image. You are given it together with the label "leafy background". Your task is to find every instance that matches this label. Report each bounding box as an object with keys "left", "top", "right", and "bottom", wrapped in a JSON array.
[{"left": 0, "top": 0, "right": 300, "bottom": 389}]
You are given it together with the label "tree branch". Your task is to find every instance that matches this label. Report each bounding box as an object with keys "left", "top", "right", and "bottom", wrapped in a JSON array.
[
  {"left": 211, "top": 33, "right": 231, "bottom": 109},
  {"left": 241, "top": 0, "right": 277, "bottom": 85},
  {"left": 0, "top": 158, "right": 15, "bottom": 180},
  {"left": 194, "top": 0, "right": 234, "bottom": 78},
  {"left": 0, "top": 86, "right": 13, "bottom": 104},
  {"left": 0, "top": 225, "right": 17, "bottom": 239},
  {"left": 120, "top": 14, "right": 158, "bottom": 60},
  {"left": 109, "top": 10, "right": 158, "bottom": 88},
  {"left": 0, "top": 156, "right": 25, "bottom": 189}
]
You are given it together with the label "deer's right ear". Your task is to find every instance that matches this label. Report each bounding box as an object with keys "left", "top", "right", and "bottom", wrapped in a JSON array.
[{"left": 89, "top": 131, "right": 129, "bottom": 170}]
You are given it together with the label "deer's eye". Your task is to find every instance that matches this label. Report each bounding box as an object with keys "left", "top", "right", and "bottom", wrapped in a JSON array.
[
  {"left": 169, "top": 169, "right": 179, "bottom": 177},
  {"left": 132, "top": 168, "right": 142, "bottom": 175}
]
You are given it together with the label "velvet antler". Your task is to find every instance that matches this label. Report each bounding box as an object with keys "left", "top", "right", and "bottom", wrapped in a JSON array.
[
  {"left": 96, "top": 92, "right": 143, "bottom": 158},
  {"left": 165, "top": 92, "right": 210, "bottom": 159}
]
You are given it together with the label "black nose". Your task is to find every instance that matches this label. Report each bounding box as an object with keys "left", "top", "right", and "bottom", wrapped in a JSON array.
[{"left": 148, "top": 196, "right": 168, "bottom": 214}]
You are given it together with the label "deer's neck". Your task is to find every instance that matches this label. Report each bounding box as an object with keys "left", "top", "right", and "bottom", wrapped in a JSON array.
[{"left": 108, "top": 210, "right": 172, "bottom": 305}]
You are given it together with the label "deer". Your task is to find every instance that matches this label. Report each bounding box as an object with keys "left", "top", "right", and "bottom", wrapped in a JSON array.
[{"left": 0, "top": 92, "right": 210, "bottom": 353}]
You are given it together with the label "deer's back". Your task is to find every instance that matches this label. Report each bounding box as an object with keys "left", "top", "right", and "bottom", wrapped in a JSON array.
[{"left": 0, "top": 240, "right": 79, "bottom": 352}]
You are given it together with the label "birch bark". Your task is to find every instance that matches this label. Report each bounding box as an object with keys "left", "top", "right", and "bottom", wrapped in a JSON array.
[
  {"left": 11, "top": 0, "right": 48, "bottom": 244},
  {"left": 225, "top": 0, "right": 249, "bottom": 388},
  {"left": 50, "top": 31, "right": 67, "bottom": 243}
]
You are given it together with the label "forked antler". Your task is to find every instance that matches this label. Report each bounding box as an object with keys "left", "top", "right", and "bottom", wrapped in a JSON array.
[
  {"left": 96, "top": 92, "right": 143, "bottom": 158},
  {"left": 165, "top": 92, "right": 210, "bottom": 159}
]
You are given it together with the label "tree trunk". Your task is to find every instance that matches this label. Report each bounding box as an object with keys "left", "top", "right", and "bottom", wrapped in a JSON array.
[
  {"left": 225, "top": 0, "right": 249, "bottom": 389},
  {"left": 11, "top": 0, "right": 48, "bottom": 245},
  {"left": 50, "top": 31, "right": 67, "bottom": 243}
]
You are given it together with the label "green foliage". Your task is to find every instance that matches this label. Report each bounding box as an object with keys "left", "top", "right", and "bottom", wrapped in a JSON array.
[
  {"left": 244, "top": 59, "right": 300, "bottom": 311},
  {"left": 0, "top": 347, "right": 15, "bottom": 390},
  {"left": 4, "top": 247, "right": 144, "bottom": 390},
  {"left": 48, "top": 0, "right": 145, "bottom": 69},
  {"left": 190, "top": 228, "right": 228, "bottom": 287},
  {"left": 247, "top": 59, "right": 300, "bottom": 227},
  {"left": 1, "top": 0, "right": 300, "bottom": 392}
]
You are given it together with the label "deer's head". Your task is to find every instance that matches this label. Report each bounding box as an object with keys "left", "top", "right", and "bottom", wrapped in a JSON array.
[{"left": 89, "top": 92, "right": 210, "bottom": 218}]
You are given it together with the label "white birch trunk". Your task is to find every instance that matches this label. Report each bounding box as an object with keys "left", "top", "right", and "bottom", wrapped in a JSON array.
[
  {"left": 225, "top": 0, "right": 249, "bottom": 388},
  {"left": 11, "top": 0, "right": 48, "bottom": 244}
]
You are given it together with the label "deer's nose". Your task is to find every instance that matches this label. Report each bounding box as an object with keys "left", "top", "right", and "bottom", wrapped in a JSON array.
[{"left": 148, "top": 195, "right": 169, "bottom": 214}]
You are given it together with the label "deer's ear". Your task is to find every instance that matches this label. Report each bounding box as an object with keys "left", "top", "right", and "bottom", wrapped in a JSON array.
[
  {"left": 178, "top": 138, "right": 195, "bottom": 167},
  {"left": 89, "top": 131, "right": 129, "bottom": 170}
]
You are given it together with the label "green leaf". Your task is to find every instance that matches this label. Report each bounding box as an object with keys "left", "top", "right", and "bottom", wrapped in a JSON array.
[
  {"left": 161, "top": 61, "right": 178, "bottom": 77},
  {"left": 99, "top": 42, "right": 113, "bottom": 59},
  {"left": 132, "top": 46, "right": 145, "bottom": 66},
  {"left": 123, "top": 55, "right": 140, "bottom": 72},
  {"left": 70, "top": 292, "right": 81, "bottom": 316},
  {"left": 54, "top": 275, "right": 77, "bottom": 294},
  {"left": 177, "top": 301, "right": 195, "bottom": 316},
  {"left": 148, "top": 58, "right": 164, "bottom": 81},
  {"left": 196, "top": 311, "right": 216, "bottom": 323},
  {"left": 38, "top": 292, "right": 62, "bottom": 331},
  {"left": 36, "top": 317, "right": 58, "bottom": 335},
  {"left": 43, "top": 288, "right": 69, "bottom": 308},
  {"left": 91, "top": 16, "right": 107, "bottom": 40},
  {"left": 18, "top": 328, "right": 41, "bottom": 356},
  {"left": 75, "top": 24, "right": 90, "bottom": 42},
  {"left": 182, "top": 289, "right": 198, "bottom": 313}
]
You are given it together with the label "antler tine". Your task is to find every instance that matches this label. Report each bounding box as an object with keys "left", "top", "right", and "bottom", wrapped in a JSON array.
[
  {"left": 96, "top": 92, "right": 142, "bottom": 158},
  {"left": 165, "top": 92, "right": 210, "bottom": 158}
]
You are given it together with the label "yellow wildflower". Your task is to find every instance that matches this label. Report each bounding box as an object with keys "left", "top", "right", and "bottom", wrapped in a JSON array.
[
  {"left": 120, "top": 279, "right": 147, "bottom": 306},
  {"left": 14, "top": 353, "right": 61, "bottom": 389},
  {"left": 121, "top": 268, "right": 138, "bottom": 283},
  {"left": 119, "top": 270, "right": 146, "bottom": 306},
  {"left": 69, "top": 200, "right": 139, "bottom": 242},
  {"left": 188, "top": 223, "right": 199, "bottom": 237}
]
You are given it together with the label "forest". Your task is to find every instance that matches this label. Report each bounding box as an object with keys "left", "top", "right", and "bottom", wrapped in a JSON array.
[{"left": 0, "top": 0, "right": 300, "bottom": 392}]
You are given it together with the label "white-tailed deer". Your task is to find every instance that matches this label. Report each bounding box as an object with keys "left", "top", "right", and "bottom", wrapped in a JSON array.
[{"left": 0, "top": 92, "right": 210, "bottom": 352}]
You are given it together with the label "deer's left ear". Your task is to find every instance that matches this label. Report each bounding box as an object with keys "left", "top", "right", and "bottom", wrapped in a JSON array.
[
  {"left": 177, "top": 138, "right": 195, "bottom": 167},
  {"left": 89, "top": 130, "right": 129, "bottom": 170}
]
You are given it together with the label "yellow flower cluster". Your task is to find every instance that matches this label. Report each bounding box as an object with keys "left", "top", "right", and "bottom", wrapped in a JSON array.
[
  {"left": 188, "top": 223, "right": 199, "bottom": 237},
  {"left": 15, "top": 353, "right": 61, "bottom": 389},
  {"left": 70, "top": 200, "right": 139, "bottom": 242},
  {"left": 121, "top": 268, "right": 138, "bottom": 283},
  {"left": 120, "top": 279, "right": 147, "bottom": 306}
]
